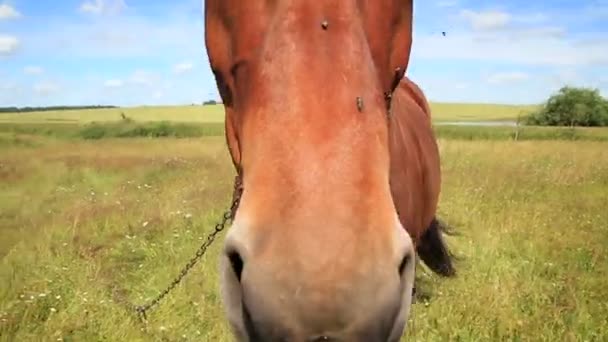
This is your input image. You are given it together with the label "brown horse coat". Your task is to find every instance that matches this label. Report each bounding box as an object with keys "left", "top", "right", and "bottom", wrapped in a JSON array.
[
  {"left": 390, "top": 77, "right": 454, "bottom": 276},
  {"left": 390, "top": 77, "right": 439, "bottom": 243},
  {"left": 203, "top": 0, "right": 454, "bottom": 340}
]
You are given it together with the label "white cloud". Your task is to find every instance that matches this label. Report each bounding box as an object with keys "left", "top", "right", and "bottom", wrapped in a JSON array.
[
  {"left": 25, "top": 15, "right": 204, "bottom": 59},
  {"left": 516, "top": 13, "right": 549, "bottom": 24},
  {"left": 454, "top": 82, "right": 469, "bottom": 90},
  {"left": 104, "top": 79, "right": 124, "bottom": 88},
  {"left": 33, "top": 81, "right": 60, "bottom": 96},
  {"left": 412, "top": 31, "right": 608, "bottom": 67},
  {"left": 487, "top": 72, "right": 529, "bottom": 85},
  {"left": 0, "top": 82, "right": 18, "bottom": 91},
  {"left": 173, "top": 61, "right": 194, "bottom": 75},
  {"left": 460, "top": 9, "right": 511, "bottom": 31},
  {"left": 103, "top": 70, "right": 161, "bottom": 89},
  {"left": 0, "top": 34, "right": 19, "bottom": 55},
  {"left": 24, "top": 66, "right": 44, "bottom": 75},
  {"left": 128, "top": 70, "right": 158, "bottom": 87},
  {"left": 79, "top": 0, "right": 127, "bottom": 15},
  {"left": 437, "top": 0, "right": 458, "bottom": 8},
  {"left": 0, "top": 3, "right": 21, "bottom": 20}
]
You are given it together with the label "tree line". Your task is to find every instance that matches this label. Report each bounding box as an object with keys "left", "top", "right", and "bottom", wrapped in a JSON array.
[{"left": 0, "top": 105, "right": 118, "bottom": 113}]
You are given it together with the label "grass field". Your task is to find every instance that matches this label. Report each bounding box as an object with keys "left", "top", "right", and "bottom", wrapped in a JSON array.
[
  {"left": 0, "top": 102, "right": 538, "bottom": 124},
  {"left": 3, "top": 120, "right": 608, "bottom": 143},
  {"left": 1, "top": 131, "right": 606, "bottom": 341},
  {"left": 0, "top": 105, "right": 226, "bottom": 124}
]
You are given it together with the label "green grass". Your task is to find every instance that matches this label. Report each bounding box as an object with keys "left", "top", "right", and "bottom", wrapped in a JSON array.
[
  {"left": 3, "top": 120, "right": 608, "bottom": 142},
  {"left": 429, "top": 102, "right": 539, "bottom": 122},
  {"left": 1, "top": 135, "right": 607, "bottom": 341},
  {"left": 432, "top": 125, "right": 608, "bottom": 141},
  {"left": 0, "top": 122, "right": 225, "bottom": 140},
  {"left": 0, "top": 105, "right": 226, "bottom": 124},
  {"left": 0, "top": 102, "right": 537, "bottom": 124}
]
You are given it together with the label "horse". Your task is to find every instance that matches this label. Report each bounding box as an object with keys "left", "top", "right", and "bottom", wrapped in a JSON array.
[{"left": 203, "top": 1, "right": 454, "bottom": 341}]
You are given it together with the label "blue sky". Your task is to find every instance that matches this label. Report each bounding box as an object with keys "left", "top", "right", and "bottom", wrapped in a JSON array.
[{"left": 1, "top": 0, "right": 607, "bottom": 107}]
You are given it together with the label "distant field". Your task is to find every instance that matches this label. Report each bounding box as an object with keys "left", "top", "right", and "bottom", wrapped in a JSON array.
[
  {"left": 429, "top": 102, "right": 538, "bottom": 122},
  {"left": 0, "top": 102, "right": 538, "bottom": 124},
  {"left": 0, "top": 105, "right": 226, "bottom": 124},
  {"left": 0, "top": 135, "right": 606, "bottom": 340},
  {"left": 2, "top": 120, "right": 608, "bottom": 143}
]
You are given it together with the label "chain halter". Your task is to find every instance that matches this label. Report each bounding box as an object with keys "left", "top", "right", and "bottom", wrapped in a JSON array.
[{"left": 126, "top": 66, "right": 403, "bottom": 324}]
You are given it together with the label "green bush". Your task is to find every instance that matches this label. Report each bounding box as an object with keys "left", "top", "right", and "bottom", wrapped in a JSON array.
[
  {"left": 525, "top": 86, "right": 608, "bottom": 127},
  {"left": 78, "top": 121, "right": 225, "bottom": 139}
]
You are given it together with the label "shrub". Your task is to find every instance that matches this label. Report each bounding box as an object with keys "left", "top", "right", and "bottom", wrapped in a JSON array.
[{"left": 525, "top": 86, "right": 608, "bottom": 127}]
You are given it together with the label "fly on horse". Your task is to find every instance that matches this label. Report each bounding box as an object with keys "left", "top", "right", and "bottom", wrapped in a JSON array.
[{"left": 204, "top": 1, "right": 454, "bottom": 341}]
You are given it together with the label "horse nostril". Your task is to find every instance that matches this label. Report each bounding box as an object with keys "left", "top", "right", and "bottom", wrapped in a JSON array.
[
  {"left": 398, "top": 254, "right": 411, "bottom": 277},
  {"left": 228, "top": 251, "right": 244, "bottom": 282}
]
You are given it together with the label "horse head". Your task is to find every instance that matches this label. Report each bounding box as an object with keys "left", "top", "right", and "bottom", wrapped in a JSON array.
[{"left": 204, "top": 1, "right": 417, "bottom": 341}]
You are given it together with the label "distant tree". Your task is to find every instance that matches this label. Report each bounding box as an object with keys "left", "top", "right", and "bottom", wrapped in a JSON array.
[
  {"left": 203, "top": 99, "right": 218, "bottom": 106},
  {"left": 525, "top": 86, "right": 608, "bottom": 127}
]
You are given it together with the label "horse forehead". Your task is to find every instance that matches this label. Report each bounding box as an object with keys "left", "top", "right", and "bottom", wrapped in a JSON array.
[{"left": 206, "top": 0, "right": 393, "bottom": 41}]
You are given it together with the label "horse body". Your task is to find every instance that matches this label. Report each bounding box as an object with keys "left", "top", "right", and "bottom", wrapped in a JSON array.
[
  {"left": 203, "top": 1, "right": 453, "bottom": 341},
  {"left": 389, "top": 77, "right": 454, "bottom": 276}
]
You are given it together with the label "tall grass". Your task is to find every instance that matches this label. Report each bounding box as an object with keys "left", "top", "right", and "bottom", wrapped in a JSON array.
[
  {"left": 0, "top": 122, "right": 225, "bottom": 140},
  {"left": 3, "top": 122, "right": 608, "bottom": 142},
  {"left": 0, "top": 105, "right": 226, "bottom": 124},
  {"left": 429, "top": 102, "right": 538, "bottom": 121},
  {"left": 0, "top": 102, "right": 536, "bottom": 124},
  {"left": 0, "top": 136, "right": 606, "bottom": 341}
]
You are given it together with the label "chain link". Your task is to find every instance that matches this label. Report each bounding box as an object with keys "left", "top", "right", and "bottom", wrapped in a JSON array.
[{"left": 127, "top": 175, "right": 243, "bottom": 323}]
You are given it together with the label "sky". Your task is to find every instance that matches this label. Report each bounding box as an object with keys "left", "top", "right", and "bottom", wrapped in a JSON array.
[{"left": 1, "top": 0, "right": 608, "bottom": 107}]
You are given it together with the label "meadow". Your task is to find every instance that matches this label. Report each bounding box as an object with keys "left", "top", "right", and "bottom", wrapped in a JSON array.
[
  {"left": 0, "top": 102, "right": 537, "bottom": 124},
  {"left": 0, "top": 105, "right": 607, "bottom": 341}
]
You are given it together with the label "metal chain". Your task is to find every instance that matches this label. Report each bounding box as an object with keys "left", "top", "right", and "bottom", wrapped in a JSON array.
[{"left": 129, "top": 174, "right": 243, "bottom": 323}]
